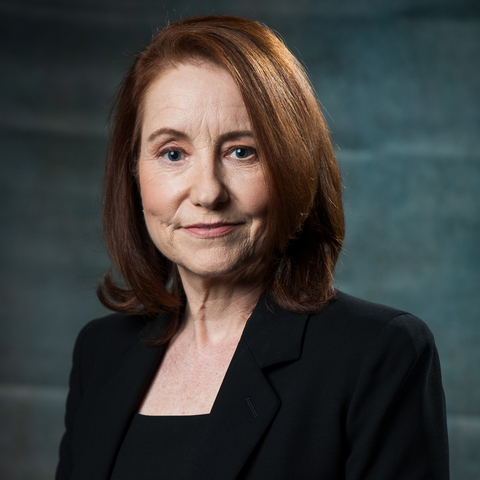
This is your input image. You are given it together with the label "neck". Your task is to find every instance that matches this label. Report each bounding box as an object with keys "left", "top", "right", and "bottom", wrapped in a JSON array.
[{"left": 176, "top": 268, "right": 264, "bottom": 347}]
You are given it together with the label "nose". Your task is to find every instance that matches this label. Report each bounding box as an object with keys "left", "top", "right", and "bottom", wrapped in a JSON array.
[{"left": 189, "top": 155, "right": 229, "bottom": 209}]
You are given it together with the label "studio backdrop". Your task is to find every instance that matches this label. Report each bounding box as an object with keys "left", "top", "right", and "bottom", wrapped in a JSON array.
[{"left": 0, "top": 1, "right": 479, "bottom": 479}]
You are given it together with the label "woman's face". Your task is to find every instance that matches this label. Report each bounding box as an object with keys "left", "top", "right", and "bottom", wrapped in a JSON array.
[{"left": 138, "top": 62, "right": 269, "bottom": 284}]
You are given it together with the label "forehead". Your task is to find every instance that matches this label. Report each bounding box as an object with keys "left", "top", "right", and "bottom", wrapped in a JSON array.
[{"left": 141, "top": 62, "right": 250, "bottom": 133}]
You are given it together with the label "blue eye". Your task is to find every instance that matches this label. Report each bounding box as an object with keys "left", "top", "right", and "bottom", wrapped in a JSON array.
[
  {"left": 163, "top": 150, "right": 183, "bottom": 162},
  {"left": 231, "top": 147, "right": 254, "bottom": 159}
]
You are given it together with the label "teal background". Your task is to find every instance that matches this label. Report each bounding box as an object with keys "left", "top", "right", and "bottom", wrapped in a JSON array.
[{"left": 1, "top": 1, "right": 479, "bottom": 478}]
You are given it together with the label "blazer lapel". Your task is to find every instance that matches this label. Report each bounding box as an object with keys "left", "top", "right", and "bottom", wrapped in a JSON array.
[
  {"left": 72, "top": 318, "right": 167, "bottom": 480},
  {"left": 74, "top": 300, "right": 308, "bottom": 480},
  {"left": 193, "top": 298, "right": 309, "bottom": 479}
]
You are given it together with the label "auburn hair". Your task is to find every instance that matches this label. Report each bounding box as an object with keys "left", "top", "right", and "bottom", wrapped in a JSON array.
[{"left": 97, "top": 15, "right": 345, "bottom": 342}]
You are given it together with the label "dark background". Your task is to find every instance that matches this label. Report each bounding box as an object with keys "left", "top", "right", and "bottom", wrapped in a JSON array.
[{"left": 1, "top": 0, "right": 479, "bottom": 478}]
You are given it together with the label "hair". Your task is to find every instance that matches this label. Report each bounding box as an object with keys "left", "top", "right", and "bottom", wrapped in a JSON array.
[{"left": 97, "top": 15, "right": 345, "bottom": 343}]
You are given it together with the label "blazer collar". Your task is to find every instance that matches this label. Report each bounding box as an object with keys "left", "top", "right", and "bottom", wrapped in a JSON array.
[
  {"left": 74, "top": 299, "right": 309, "bottom": 480},
  {"left": 193, "top": 298, "right": 309, "bottom": 479},
  {"left": 242, "top": 295, "right": 309, "bottom": 368}
]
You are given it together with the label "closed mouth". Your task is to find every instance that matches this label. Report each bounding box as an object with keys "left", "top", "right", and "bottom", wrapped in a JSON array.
[
  {"left": 181, "top": 222, "right": 241, "bottom": 238},
  {"left": 183, "top": 222, "right": 239, "bottom": 228}
]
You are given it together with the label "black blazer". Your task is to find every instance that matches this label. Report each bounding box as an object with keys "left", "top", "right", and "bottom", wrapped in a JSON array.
[{"left": 56, "top": 291, "right": 449, "bottom": 479}]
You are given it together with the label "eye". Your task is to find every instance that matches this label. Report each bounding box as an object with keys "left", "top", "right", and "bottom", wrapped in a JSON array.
[
  {"left": 162, "top": 150, "right": 184, "bottom": 162},
  {"left": 230, "top": 147, "right": 255, "bottom": 160}
]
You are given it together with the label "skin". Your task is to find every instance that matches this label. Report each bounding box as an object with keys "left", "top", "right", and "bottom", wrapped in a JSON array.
[{"left": 137, "top": 62, "right": 269, "bottom": 415}]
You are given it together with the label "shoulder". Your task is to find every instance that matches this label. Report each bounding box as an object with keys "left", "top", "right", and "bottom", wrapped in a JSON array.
[
  {"left": 76, "top": 312, "right": 149, "bottom": 353},
  {"left": 71, "top": 312, "right": 156, "bottom": 388},
  {"left": 315, "top": 290, "right": 433, "bottom": 339},
  {"left": 304, "top": 291, "right": 436, "bottom": 370}
]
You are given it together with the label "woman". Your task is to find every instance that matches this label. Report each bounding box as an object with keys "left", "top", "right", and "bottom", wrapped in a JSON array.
[{"left": 56, "top": 15, "right": 449, "bottom": 480}]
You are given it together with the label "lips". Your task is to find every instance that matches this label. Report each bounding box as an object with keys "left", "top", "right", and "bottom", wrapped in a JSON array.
[{"left": 182, "top": 222, "right": 241, "bottom": 238}]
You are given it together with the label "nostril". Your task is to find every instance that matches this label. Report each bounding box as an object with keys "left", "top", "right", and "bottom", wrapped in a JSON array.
[
  {"left": 191, "top": 185, "right": 229, "bottom": 209},
  {"left": 190, "top": 168, "right": 229, "bottom": 208}
]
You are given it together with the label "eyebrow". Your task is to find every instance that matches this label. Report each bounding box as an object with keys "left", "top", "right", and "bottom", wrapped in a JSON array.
[
  {"left": 147, "top": 128, "right": 188, "bottom": 143},
  {"left": 217, "top": 130, "right": 254, "bottom": 144},
  {"left": 146, "top": 128, "right": 254, "bottom": 144}
]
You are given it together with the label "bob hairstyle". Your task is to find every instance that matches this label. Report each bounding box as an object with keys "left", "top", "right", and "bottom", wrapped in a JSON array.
[{"left": 98, "top": 15, "right": 345, "bottom": 341}]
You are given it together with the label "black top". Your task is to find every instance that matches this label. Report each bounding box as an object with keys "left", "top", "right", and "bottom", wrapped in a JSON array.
[
  {"left": 57, "top": 292, "right": 449, "bottom": 480},
  {"left": 110, "top": 413, "right": 209, "bottom": 480}
]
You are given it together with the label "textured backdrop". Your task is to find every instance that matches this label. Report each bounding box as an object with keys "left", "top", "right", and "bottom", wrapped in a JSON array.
[{"left": 1, "top": 0, "right": 479, "bottom": 478}]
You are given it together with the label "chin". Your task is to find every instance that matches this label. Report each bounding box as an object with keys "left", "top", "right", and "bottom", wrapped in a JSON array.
[{"left": 178, "top": 253, "right": 266, "bottom": 284}]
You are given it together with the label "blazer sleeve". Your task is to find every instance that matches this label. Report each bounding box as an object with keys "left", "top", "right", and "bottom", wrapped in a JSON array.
[
  {"left": 55, "top": 322, "right": 91, "bottom": 480},
  {"left": 345, "top": 313, "right": 449, "bottom": 480}
]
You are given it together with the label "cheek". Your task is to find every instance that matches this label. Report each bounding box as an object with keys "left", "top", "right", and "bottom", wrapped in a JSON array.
[
  {"left": 141, "top": 183, "right": 166, "bottom": 213},
  {"left": 244, "top": 174, "right": 269, "bottom": 220},
  {"left": 139, "top": 165, "right": 175, "bottom": 218},
  {"left": 139, "top": 176, "right": 176, "bottom": 251}
]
